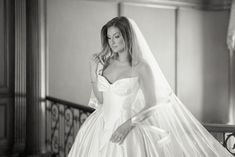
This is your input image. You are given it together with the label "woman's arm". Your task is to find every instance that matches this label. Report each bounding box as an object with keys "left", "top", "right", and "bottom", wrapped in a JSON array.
[
  {"left": 90, "top": 82, "right": 103, "bottom": 104},
  {"left": 110, "top": 61, "right": 157, "bottom": 144},
  {"left": 138, "top": 61, "right": 157, "bottom": 108},
  {"left": 89, "top": 54, "right": 103, "bottom": 104},
  {"left": 130, "top": 61, "right": 157, "bottom": 122}
]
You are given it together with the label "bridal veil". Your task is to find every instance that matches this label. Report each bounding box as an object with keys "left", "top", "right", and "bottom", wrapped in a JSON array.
[{"left": 87, "top": 17, "right": 233, "bottom": 157}]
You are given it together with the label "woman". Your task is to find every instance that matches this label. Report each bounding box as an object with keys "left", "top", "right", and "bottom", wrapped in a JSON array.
[{"left": 68, "top": 17, "right": 233, "bottom": 157}]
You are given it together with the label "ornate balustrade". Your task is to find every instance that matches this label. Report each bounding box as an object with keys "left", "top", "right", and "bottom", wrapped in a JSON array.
[
  {"left": 45, "top": 96, "right": 94, "bottom": 157},
  {"left": 204, "top": 123, "right": 235, "bottom": 156},
  {"left": 45, "top": 96, "right": 235, "bottom": 157}
]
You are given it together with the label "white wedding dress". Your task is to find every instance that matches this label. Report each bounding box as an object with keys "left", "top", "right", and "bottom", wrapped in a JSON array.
[
  {"left": 68, "top": 18, "right": 233, "bottom": 157},
  {"left": 67, "top": 71, "right": 233, "bottom": 157}
]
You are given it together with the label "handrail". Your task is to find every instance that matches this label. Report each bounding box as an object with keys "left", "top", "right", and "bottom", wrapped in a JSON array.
[
  {"left": 45, "top": 97, "right": 235, "bottom": 156},
  {"left": 203, "top": 123, "right": 235, "bottom": 132},
  {"left": 46, "top": 96, "right": 95, "bottom": 113},
  {"left": 46, "top": 96, "right": 235, "bottom": 132}
]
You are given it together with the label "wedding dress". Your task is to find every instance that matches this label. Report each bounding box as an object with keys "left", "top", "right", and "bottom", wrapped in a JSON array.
[
  {"left": 67, "top": 72, "right": 233, "bottom": 157},
  {"left": 67, "top": 18, "right": 233, "bottom": 157}
]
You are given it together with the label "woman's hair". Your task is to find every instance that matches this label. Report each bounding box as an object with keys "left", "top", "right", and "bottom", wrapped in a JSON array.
[{"left": 98, "top": 16, "right": 133, "bottom": 66}]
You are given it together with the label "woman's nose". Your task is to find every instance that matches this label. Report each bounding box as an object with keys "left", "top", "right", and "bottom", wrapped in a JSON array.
[{"left": 111, "top": 38, "right": 115, "bottom": 45}]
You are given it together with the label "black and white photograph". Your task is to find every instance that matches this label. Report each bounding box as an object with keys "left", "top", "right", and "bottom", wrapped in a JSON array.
[{"left": 0, "top": 0, "right": 235, "bottom": 157}]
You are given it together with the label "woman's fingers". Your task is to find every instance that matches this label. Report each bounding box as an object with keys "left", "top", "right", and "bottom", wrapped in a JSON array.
[
  {"left": 98, "top": 56, "right": 104, "bottom": 65},
  {"left": 91, "top": 55, "right": 98, "bottom": 63},
  {"left": 111, "top": 133, "right": 118, "bottom": 142},
  {"left": 91, "top": 54, "right": 104, "bottom": 65},
  {"left": 109, "top": 120, "right": 134, "bottom": 144},
  {"left": 110, "top": 131, "right": 129, "bottom": 144},
  {"left": 90, "top": 54, "right": 100, "bottom": 71},
  {"left": 118, "top": 133, "right": 128, "bottom": 145},
  {"left": 110, "top": 132, "right": 123, "bottom": 143}
]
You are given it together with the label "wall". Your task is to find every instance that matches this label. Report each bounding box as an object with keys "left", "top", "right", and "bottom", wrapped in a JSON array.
[
  {"left": 47, "top": 0, "right": 231, "bottom": 123},
  {"left": 177, "top": 8, "right": 230, "bottom": 123},
  {"left": 120, "top": 3, "right": 177, "bottom": 90},
  {"left": 47, "top": 0, "right": 118, "bottom": 105}
]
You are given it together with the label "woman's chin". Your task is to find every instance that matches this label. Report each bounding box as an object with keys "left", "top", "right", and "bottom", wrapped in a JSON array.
[
  {"left": 112, "top": 50, "right": 119, "bottom": 53},
  {"left": 112, "top": 48, "right": 124, "bottom": 53}
]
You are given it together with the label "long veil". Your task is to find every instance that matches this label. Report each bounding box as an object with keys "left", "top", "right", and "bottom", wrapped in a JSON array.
[
  {"left": 88, "top": 18, "right": 233, "bottom": 156},
  {"left": 129, "top": 18, "right": 233, "bottom": 157}
]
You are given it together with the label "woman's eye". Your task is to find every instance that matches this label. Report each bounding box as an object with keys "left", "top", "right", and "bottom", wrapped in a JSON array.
[
  {"left": 115, "top": 35, "right": 120, "bottom": 39},
  {"left": 107, "top": 37, "right": 111, "bottom": 40}
]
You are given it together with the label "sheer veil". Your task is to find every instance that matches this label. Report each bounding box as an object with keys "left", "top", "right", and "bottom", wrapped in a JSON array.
[
  {"left": 88, "top": 17, "right": 233, "bottom": 156},
  {"left": 129, "top": 18, "right": 172, "bottom": 99},
  {"left": 128, "top": 18, "right": 233, "bottom": 156}
]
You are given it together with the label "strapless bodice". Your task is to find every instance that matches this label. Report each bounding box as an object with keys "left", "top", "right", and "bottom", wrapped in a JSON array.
[
  {"left": 97, "top": 74, "right": 139, "bottom": 95},
  {"left": 97, "top": 75, "right": 140, "bottom": 128}
]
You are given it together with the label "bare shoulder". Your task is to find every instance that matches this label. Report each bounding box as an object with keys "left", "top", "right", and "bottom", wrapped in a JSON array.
[
  {"left": 134, "top": 60, "right": 155, "bottom": 89},
  {"left": 135, "top": 60, "right": 151, "bottom": 75}
]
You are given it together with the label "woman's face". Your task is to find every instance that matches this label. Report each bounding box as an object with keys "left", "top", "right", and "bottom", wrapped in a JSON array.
[{"left": 107, "top": 26, "right": 125, "bottom": 53}]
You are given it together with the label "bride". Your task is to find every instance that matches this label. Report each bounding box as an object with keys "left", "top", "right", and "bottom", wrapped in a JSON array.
[{"left": 67, "top": 16, "right": 233, "bottom": 157}]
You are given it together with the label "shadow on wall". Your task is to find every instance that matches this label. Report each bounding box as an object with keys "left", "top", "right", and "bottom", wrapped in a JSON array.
[{"left": 202, "top": 11, "right": 230, "bottom": 124}]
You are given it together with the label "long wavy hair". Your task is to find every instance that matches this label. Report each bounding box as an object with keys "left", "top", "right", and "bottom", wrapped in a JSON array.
[{"left": 98, "top": 16, "right": 134, "bottom": 67}]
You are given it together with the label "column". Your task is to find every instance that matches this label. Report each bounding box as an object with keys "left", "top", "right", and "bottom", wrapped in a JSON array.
[{"left": 25, "top": 0, "right": 46, "bottom": 156}]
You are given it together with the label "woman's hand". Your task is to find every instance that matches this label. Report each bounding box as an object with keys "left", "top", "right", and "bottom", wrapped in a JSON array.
[
  {"left": 110, "top": 119, "right": 135, "bottom": 145},
  {"left": 89, "top": 54, "right": 103, "bottom": 82}
]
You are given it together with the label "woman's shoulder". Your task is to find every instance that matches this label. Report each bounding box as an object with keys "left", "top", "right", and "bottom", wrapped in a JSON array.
[
  {"left": 133, "top": 60, "right": 153, "bottom": 82},
  {"left": 134, "top": 59, "right": 150, "bottom": 73}
]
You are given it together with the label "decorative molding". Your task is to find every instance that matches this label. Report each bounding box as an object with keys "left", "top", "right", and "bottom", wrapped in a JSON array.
[
  {"left": 0, "top": 0, "right": 14, "bottom": 156},
  {"left": 0, "top": 100, "right": 7, "bottom": 141},
  {"left": 85, "top": 0, "right": 232, "bottom": 10},
  {"left": 121, "top": 1, "right": 178, "bottom": 9},
  {"left": 0, "top": 0, "right": 9, "bottom": 93},
  {"left": 127, "top": 0, "right": 231, "bottom": 10},
  {"left": 0, "top": 98, "right": 11, "bottom": 156},
  {"left": 13, "top": 0, "right": 26, "bottom": 154}
]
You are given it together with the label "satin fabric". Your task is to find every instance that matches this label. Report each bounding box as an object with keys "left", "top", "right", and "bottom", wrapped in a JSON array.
[
  {"left": 68, "top": 73, "right": 172, "bottom": 157},
  {"left": 68, "top": 17, "right": 233, "bottom": 156},
  {"left": 67, "top": 71, "right": 233, "bottom": 157}
]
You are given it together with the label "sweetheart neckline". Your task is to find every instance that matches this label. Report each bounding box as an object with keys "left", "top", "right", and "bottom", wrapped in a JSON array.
[{"left": 98, "top": 75, "right": 138, "bottom": 85}]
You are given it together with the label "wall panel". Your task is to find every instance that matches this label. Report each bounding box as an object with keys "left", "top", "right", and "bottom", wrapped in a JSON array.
[
  {"left": 0, "top": 98, "right": 9, "bottom": 145},
  {"left": 0, "top": 0, "right": 14, "bottom": 156},
  {"left": 121, "top": 3, "right": 177, "bottom": 90},
  {"left": 0, "top": 0, "right": 4, "bottom": 88},
  {"left": 0, "top": 0, "right": 8, "bottom": 92},
  {"left": 0, "top": 103, "right": 6, "bottom": 139},
  {"left": 177, "top": 8, "right": 230, "bottom": 123},
  {"left": 48, "top": 0, "right": 118, "bottom": 105}
]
